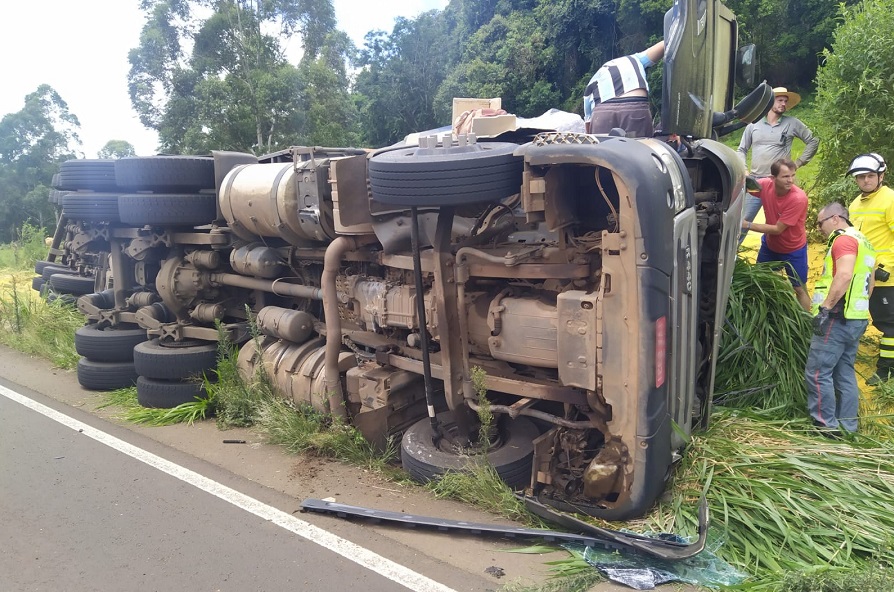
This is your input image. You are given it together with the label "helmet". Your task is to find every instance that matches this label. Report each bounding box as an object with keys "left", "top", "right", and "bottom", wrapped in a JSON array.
[{"left": 846, "top": 153, "right": 887, "bottom": 176}]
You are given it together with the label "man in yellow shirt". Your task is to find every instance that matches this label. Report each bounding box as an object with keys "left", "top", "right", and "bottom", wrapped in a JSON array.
[{"left": 847, "top": 153, "right": 894, "bottom": 383}]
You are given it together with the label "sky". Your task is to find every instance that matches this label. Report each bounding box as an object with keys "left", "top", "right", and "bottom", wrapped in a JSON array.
[{"left": 0, "top": 0, "right": 448, "bottom": 157}]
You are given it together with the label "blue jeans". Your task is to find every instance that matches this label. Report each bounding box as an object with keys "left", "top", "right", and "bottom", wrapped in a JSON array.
[
  {"left": 804, "top": 317, "right": 868, "bottom": 432},
  {"left": 737, "top": 193, "right": 763, "bottom": 245}
]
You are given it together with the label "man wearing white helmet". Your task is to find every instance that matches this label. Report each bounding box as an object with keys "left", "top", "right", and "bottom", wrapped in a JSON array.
[
  {"left": 847, "top": 153, "right": 894, "bottom": 384},
  {"left": 737, "top": 87, "right": 820, "bottom": 243}
]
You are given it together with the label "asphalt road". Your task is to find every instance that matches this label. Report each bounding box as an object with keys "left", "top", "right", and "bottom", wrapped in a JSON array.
[
  {"left": 0, "top": 345, "right": 678, "bottom": 592},
  {"left": 0, "top": 383, "right": 450, "bottom": 592}
]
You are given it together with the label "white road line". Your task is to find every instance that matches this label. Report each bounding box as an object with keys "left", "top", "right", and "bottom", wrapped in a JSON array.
[{"left": 0, "top": 384, "right": 457, "bottom": 592}]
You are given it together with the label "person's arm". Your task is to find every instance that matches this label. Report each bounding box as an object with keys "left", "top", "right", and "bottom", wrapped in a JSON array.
[
  {"left": 741, "top": 219, "right": 789, "bottom": 235},
  {"left": 737, "top": 125, "right": 753, "bottom": 169},
  {"left": 820, "top": 253, "right": 857, "bottom": 310},
  {"left": 643, "top": 40, "right": 665, "bottom": 64},
  {"left": 792, "top": 120, "right": 819, "bottom": 167}
]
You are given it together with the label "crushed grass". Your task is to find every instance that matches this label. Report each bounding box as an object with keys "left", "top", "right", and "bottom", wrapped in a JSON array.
[
  {"left": 713, "top": 259, "right": 813, "bottom": 417},
  {"left": 98, "top": 385, "right": 214, "bottom": 426},
  {"left": 639, "top": 410, "right": 894, "bottom": 586},
  {"left": 255, "top": 396, "right": 396, "bottom": 471},
  {"left": 427, "top": 462, "right": 539, "bottom": 526}
]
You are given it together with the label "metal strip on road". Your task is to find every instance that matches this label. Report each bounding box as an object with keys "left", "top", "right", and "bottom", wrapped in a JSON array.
[{"left": 0, "top": 384, "right": 457, "bottom": 592}]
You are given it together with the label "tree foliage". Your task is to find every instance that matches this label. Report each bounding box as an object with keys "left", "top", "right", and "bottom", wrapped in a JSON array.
[
  {"left": 813, "top": 0, "right": 894, "bottom": 202},
  {"left": 97, "top": 140, "right": 138, "bottom": 159},
  {"left": 354, "top": 13, "right": 458, "bottom": 147},
  {"left": 128, "top": 0, "right": 343, "bottom": 154},
  {"left": 0, "top": 85, "right": 80, "bottom": 243},
  {"left": 722, "top": 0, "right": 848, "bottom": 88}
]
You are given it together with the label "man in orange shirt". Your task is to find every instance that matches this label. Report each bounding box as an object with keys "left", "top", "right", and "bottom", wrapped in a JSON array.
[{"left": 740, "top": 158, "right": 810, "bottom": 311}]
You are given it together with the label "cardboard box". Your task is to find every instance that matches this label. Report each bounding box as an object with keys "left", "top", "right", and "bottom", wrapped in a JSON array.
[{"left": 471, "top": 114, "right": 517, "bottom": 137}]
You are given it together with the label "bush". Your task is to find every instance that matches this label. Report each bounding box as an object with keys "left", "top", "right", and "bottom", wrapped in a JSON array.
[
  {"left": 0, "top": 224, "right": 49, "bottom": 270},
  {"left": 814, "top": 0, "right": 894, "bottom": 203}
]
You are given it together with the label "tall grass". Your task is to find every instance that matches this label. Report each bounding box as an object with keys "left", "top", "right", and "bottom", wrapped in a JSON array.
[
  {"left": 98, "top": 386, "right": 215, "bottom": 426},
  {"left": 0, "top": 271, "right": 80, "bottom": 369},
  {"left": 641, "top": 411, "right": 894, "bottom": 587},
  {"left": 714, "top": 259, "right": 813, "bottom": 417},
  {"left": 0, "top": 223, "right": 50, "bottom": 270}
]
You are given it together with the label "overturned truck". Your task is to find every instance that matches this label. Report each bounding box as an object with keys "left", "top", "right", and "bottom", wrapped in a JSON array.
[{"left": 40, "top": 0, "right": 773, "bottom": 519}]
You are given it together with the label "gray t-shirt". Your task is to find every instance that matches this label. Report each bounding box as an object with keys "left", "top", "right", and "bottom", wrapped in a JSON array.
[{"left": 737, "top": 115, "right": 819, "bottom": 177}]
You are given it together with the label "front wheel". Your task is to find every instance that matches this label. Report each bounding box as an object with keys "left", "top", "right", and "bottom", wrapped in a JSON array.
[{"left": 400, "top": 410, "right": 538, "bottom": 489}]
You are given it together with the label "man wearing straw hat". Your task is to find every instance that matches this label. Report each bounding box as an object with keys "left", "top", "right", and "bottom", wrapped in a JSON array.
[{"left": 737, "top": 87, "right": 820, "bottom": 243}]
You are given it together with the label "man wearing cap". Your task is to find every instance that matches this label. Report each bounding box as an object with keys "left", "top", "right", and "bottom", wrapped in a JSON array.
[
  {"left": 737, "top": 87, "right": 820, "bottom": 242},
  {"left": 741, "top": 157, "right": 811, "bottom": 311},
  {"left": 806, "top": 202, "right": 876, "bottom": 435},
  {"left": 846, "top": 153, "right": 894, "bottom": 384},
  {"left": 583, "top": 40, "right": 665, "bottom": 137}
]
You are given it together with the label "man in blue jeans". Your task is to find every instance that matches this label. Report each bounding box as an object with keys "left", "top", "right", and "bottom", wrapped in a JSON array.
[
  {"left": 737, "top": 88, "right": 819, "bottom": 244},
  {"left": 806, "top": 202, "right": 876, "bottom": 436}
]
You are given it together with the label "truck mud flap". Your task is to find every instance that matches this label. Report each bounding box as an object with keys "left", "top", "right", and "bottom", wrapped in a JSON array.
[{"left": 299, "top": 496, "right": 708, "bottom": 561}]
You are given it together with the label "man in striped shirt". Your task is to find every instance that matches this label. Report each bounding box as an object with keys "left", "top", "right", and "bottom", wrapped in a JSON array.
[{"left": 583, "top": 40, "right": 665, "bottom": 137}]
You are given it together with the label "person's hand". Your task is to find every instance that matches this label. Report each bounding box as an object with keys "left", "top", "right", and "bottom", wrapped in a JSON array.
[{"left": 813, "top": 307, "right": 831, "bottom": 336}]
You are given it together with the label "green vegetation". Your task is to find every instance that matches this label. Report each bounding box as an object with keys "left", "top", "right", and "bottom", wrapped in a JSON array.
[
  {"left": 205, "top": 327, "right": 395, "bottom": 471},
  {"left": 814, "top": 0, "right": 894, "bottom": 205},
  {"left": 779, "top": 565, "right": 894, "bottom": 592},
  {"left": 0, "top": 271, "right": 81, "bottom": 369},
  {"left": 713, "top": 260, "right": 812, "bottom": 416},
  {"left": 650, "top": 412, "right": 894, "bottom": 581},
  {"left": 0, "top": 85, "right": 79, "bottom": 243},
  {"left": 98, "top": 386, "right": 215, "bottom": 426},
  {"left": 0, "top": 224, "right": 49, "bottom": 270},
  {"left": 208, "top": 332, "right": 273, "bottom": 429},
  {"left": 428, "top": 461, "right": 536, "bottom": 526}
]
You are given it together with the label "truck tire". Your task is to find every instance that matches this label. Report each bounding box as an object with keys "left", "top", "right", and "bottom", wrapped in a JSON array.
[
  {"left": 369, "top": 142, "right": 522, "bottom": 207},
  {"left": 400, "top": 410, "right": 537, "bottom": 488},
  {"left": 41, "top": 265, "right": 75, "bottom": 281},
  {"left": 62, "top": 193, "right": 120, "bottom": 222},
  {"left": 34, "top": 260, "right": 55, "bottom": 274},
  {"left": 118, "top": 193, "right": 216, "bottom": 227},
  {"left": 115, "top": 156, "right": 215, "bottom": 192},
  {"left": 133, "top": 339, "right": 218, "bottom": 380},
  {"left": 58, "top": 160, "right": 118, "bottom": 191},
  {"left": 31, "top": 276, "right": 44, "bottom": 292},
  {"left": 75, "top": 324, "right": 148, "bottom": 362},
  {"left": 49, "top": 190, "right": 68, "bottom": 205},
  {"left": 48, "top": 273, "right": 95, "bottom": 295},
  {"left": 136, "top": 376, "right": 207, "bottom": 408},
  {"left": 77, "top": 358, "right": 138, "bottom": 391}
]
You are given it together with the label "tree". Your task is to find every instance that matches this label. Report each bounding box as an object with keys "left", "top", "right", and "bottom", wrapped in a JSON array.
[
  {"left": 0, "top": 85, "right": 81, "bottom": 243},
  {"left": 813, "top": 0, "right": 894, "bottom": 202},
  {"left": 355, "top": 12, "right": 457, "bottom": 146},
  {"left": 127, "top": 0, "right": 343, "bottom": 154},
  {"left": 435, "top": 11, "right": 561, "bottom": 121},
  {"left": 722, "top": 0, "right": 847, "bottom": 88},
  {"left": 97, "top": 140, "right": 138, "bottom": 159}
]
